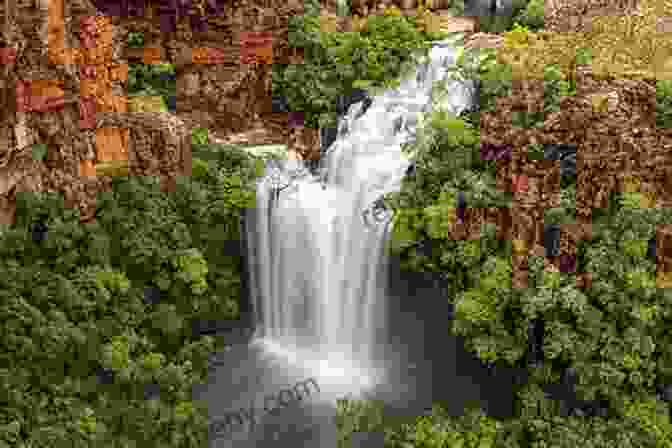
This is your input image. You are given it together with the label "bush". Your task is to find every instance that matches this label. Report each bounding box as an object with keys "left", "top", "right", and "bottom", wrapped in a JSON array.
[
  {"left": 512, "top": 0, "right": 544, "bottom": 31},
  {"left": 380, "top": 15, "right": 672, "bottom": 440},
  {"left": 657, "top": 79, "right": 672, "bottom": 129},
  {"left": 274, "top": 0, "right": 443, "bottom": 129},
  {"left": 0, "top": 145, "right": 264, "bottom": 447}
]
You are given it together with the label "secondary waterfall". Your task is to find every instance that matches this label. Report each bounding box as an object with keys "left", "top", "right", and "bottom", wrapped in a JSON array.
[{"left": 245, "top": 39, "right": 476, "bottom": 396}]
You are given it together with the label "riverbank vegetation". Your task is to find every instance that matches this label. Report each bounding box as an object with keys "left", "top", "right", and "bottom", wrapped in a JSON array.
[
  {"left": 0, "top": 134, "right": 270, "bottom": 445},
  {"left": 335, "top": 0, "right": 672, "bottom": 446},
  {"left": 3, "top": 0, "right": 672, "bottom": 445}
]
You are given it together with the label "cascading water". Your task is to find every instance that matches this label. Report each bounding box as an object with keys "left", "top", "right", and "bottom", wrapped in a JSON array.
[{"left": 245, "top": 39, "right": 477, "bottom": 397}]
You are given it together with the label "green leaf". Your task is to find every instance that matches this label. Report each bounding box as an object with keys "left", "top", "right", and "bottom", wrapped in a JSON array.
[{"left": 32, "top": 143, "right": 48, "bottom": 161}]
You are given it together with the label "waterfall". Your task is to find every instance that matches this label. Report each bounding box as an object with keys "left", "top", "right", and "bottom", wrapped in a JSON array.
[{"left": 245, "top": 40, "right": 476, "bottom": 396}]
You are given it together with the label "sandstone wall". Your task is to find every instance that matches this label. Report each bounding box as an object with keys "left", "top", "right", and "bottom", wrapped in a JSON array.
[{"left": 0, "top": 0, "right": 479, "bottom": 226}]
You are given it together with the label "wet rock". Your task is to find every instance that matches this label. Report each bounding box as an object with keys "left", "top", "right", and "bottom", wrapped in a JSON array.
[
  {"left": 456, "top": 191, "right": 467, "bottom": 222},
  {"left": 96, "top": 367, "right": 115, "bottom": 385},
  {"left": 527, "top": 318, "right": 545, "bottom": 366},
  {"left": 31, "top": 220, "right": 48, "bottom": 244},
  {"left": 143, "top": 285, "right": 162, "bottom": 306},
  {"left": 143, "top": 382, "right": 162, "bottom": 400},
  {"left": 648, "top": 236, "right": 657, "bottom": 261},
  {"left": 271, "top": 95, "right": 290, "bottom": 114},
  {"left": 337, "top": 88, "right": 372, "bottom": 118},
  {"left": 165, "top": 95, "right": 176, "bottom": 112},
  {"left": 464, "top": 0, "right": 512, "bottom": 18},
  {"left": 657, "top": 384, "right": 672, "bottom": 402},
  {"left": 350, "top": 431, "right": 384, "bottom": 448},
  {"left": 319, "top": 126, "right": 338, "bottom": 154},
  {"left": 320, "top": 88, "right": 373, "bottom": 157},
  {"left": 543, "top": 144, "right": 577, "bottom": 182},
  {"left": 543, "top": 224, "right": 561, "bottom": 258}
]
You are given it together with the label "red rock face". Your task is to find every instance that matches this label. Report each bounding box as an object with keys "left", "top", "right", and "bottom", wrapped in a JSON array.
[
  {"left": 240, "top": 31, "right": 274, "bottom": 65},
  {"left": 15, "top": 80, "right": 66, "bottom": 113},
  {"left": 0, "top": 48, "right": 17, "bottom": 65}
]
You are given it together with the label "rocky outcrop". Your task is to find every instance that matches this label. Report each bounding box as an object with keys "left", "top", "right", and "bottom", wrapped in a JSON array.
[{"left": 0, "top": 0, "right": 483, "bottom": 227}]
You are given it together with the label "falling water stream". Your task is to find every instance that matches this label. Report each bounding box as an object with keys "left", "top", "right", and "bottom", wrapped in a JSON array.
[
  {"left": 191, "top": 39, "right": 523, "bottom": 448},
  {"left": 247, "top": 38, "right": 477, "bottom": 397}
]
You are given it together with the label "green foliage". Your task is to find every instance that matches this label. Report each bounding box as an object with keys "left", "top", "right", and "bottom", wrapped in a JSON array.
[
  {"left": 423, "top": 190, "right": 458, "bottom": 240},
  {"left": 621, "top": 396, "right": 672, "bottom": 446},
  {"left": 450, "top": 45, "right": 514, "bottom": 125},
  {"left": 476, "top": 0, "right": 540, "bottom": 34},
  {"left": 0, "top": 142, "right": 262, "bottom": 446},
  {"left": 657, "top": 79, "right": 672, "bottom": 128},
  {"left": 32, "top": 143, "right": 48, "bottom": 161},
  {"left": 512, "top": 0, "right": 545, "bottom": 31},
  {"left": 128, "top": 63, "right": 175, "bottom": 96},
  {"left": 275, "top": 6, "right": 439, "bottom": 128},
  {"left": 127, "top": 63, "right": 176, "bottom": 114},
  {"left": 543, "top": 63, "right": 575, "bottom": 111},
  {"left": 191, "top": 127, "right": 209, "bottom": 146},
  {"left": 575, "top": 46, "right": 594, "bottom": 66},
  {"left": 335, "top": 395, "right": 386, "bottom": 448},
  {"left": 127, "top": 31, "right": 145, "bottom": 48},
  {"left": 382, "top": 27, "right": 672, "bottom": 440},
  {"left": 171, "top": 248, "right": 209, "bottom": 296},
  {"left": 382, "top": 404, "right": 506, "bottom": 448}
]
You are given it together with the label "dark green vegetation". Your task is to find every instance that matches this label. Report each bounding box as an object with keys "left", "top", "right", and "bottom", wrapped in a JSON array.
[
  {"left": 0, "top": 141, "right": 266, "bottom": 446},
  {"left": 5, "top": 1, "right": 672, "bottom": 445},
  {"left": 272, "top": 0, "right": 451, "bottom": 129},
  {"left": 126, "top": 30, "right": 176, "bottom": 111},
  {"left": 658, "top": 80, "right": 672, "bottom": 129},
  {"left": 334, "top": 16, "right": 672, "bottom": 448}
]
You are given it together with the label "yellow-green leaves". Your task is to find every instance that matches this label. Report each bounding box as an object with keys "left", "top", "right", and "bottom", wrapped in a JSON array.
[
  {"left": 624, "top": 269, "right": 656, "bottom": 290},
  {"left": 455, "top": 289, "right": 498, "bottom": 324},
  {"left": 77, "top": 407, "right": 98, "bottom": 435},
  {"left": 622, "top": 397, "right": 672, "bottom": 446},
  {"left": 632, "top": 303, "right": 660, "bottom": 323},
  {"left": 102, "top": 336, "right": 131, "bottom": 371},
  {"left": 191, "top": 127, "right": 209, "bottom": 146},
  {"left": 460, "top": 240, "right": 481, "bottom": 261},
  {"left": 96, "top": 160, "right": 130, "bottom": 178},
  {"left": 94, "top": 269, "right": 131, "bottom": 295},
  {"left": 422, "top": 190, "right": 459, "bottom": 240},
  {"left": 174, "top": 401, "right": 195, "bottom": 422},
  {"left": 141, "top": 352, "right": 166, "bottom": 371},
  {"left": 335, "top": 397, "right": 385, "bottom": 448},
  {"left": 191, "top": 158, "right": 210, "bottom": 181},
  {"left": 390, "top": 209, "right": 423, "bottom": 248},
  {"left": 621, "top": 238, "right": 649, "bottom": 258},
  {"left": 503, "top": 22, "right": 535, "bottom": 49},
  {"left": 171, "top": 248, "right": 208, "bottom": 295},
  {"left": 479, "top": 256, "right": 513, "bottom": 293},
  {"left": 542, "top": 271, "right": 562, "bottom": 290},
  {"left": 424, "top": 204, "right": 456, "bottom": 240},
  {"left": 622, "top": 352, "right": 643, "bottom": 371}
]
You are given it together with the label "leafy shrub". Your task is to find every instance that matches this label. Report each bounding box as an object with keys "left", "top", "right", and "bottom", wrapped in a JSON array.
[
  {"left": 657, "top": 79, "right": 672, "bottom": 129},
  {"left": 127, "top": 30, "right": 145, "bottom": 48},
  {"left": 0, "top": 144, "right": 264, "bottom": 446},
  {"left": 275, "top": 0, "right": 442, "bottom": 129},
  {"left": 512, "top": 0, "right": 544, "bottom": 31},
  {"left": 127, "top": 63, "right": 176, "bottom": 113},
  {"left": 380, "top": 13, "right": 672, "bottom": 440},
  {"left": 475, "top": 0, "right": 536, "bottom": 34}
]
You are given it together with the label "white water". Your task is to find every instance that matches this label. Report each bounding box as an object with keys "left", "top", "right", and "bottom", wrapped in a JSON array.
[{"left": 245, "top": 40, "right": 476, "bottom": 398}]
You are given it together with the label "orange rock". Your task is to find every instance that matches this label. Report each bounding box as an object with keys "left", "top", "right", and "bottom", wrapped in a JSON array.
[
  {"left": 95, "top": 127, "right": 130, "bottom": 163},
  {"left": 143, "top": 47, "right": 164, "bottom": 65},
  {"left": 79, "top": 159, "right": 97, "bottom": 178}
]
